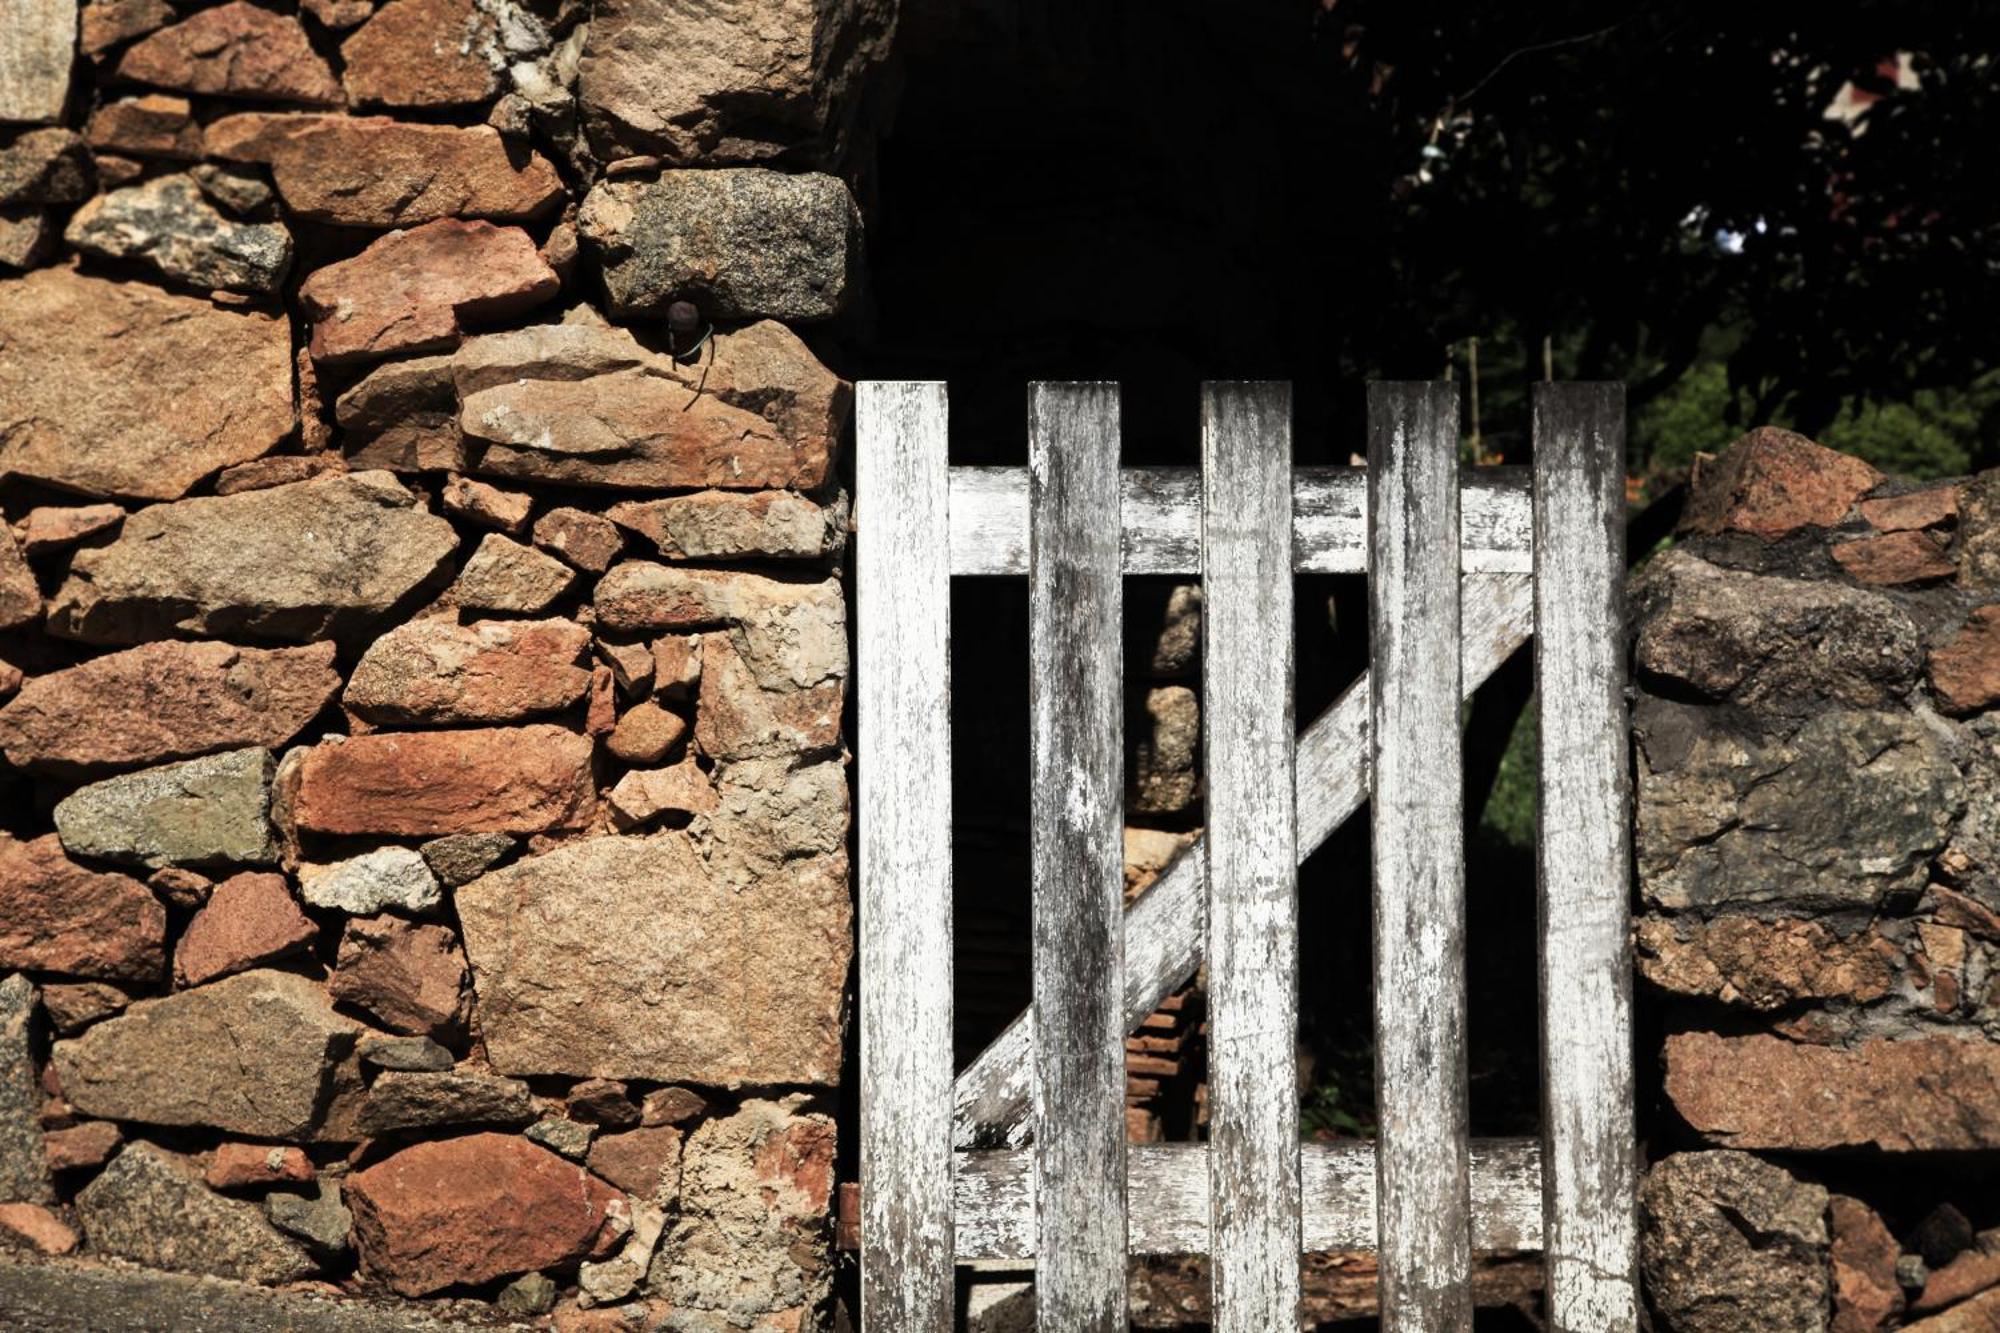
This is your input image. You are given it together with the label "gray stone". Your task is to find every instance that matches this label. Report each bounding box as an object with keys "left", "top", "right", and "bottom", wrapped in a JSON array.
[
  {"left": 0, "top": 207, "right": 54, "bottom": 269},
  {"left": 578, "top": 169, "right": 860, "bottom": 321},
  {"left": 1636, "top": 702, "right": 1963, "bottom": 911},
  {"left": 1633, "top": 547, "right": 1924, "bottom": 712},
  {"left": 524, "top": 1117, "right": 594, "bottom": 1160},
  {"left": 419, "top": 832, "right": 518, "bottom": 886},
  {"left": 577, "top": 0, "right": 893, "bottom": 165},
  {"left": 76, "top": 1142, "right": 316, "bottom": 1284},
  {"left": 0, "top": 129, "right": 94, "bottom": 206},
  {"left": 357, "top": 1035, "right": 454, "bottom": 1072},
  {"left": 578, "top": 1198, "right": 664, "bottom": 1307},
  {"left": 496, "top": 1271, "right": 557, "bottom": 1316},
  {"left": 48, "top": 472, "right": 459, "bottom": 644},
  {"left": 355, "top": 1069, "right": 536, "bottom": 1134},
  {"left": 644, "top": 1096, "right": 834, "bottom": 1326},
  {"left": 0, "top": 974, "right": 52, "bottom": 1204},
  {"left": 0, "top": 0, "right": 77, "bottom": 123},
  {"left": 451, "top": 533, "right": 576, "bottom": 614},
  {"left": 0, "top": 1253, "right": 540, "bottom": 1331},
  {"left": 298, "top": 847, "right": 441, "bottom": 916},
  {"left": 53, "top": 747, "right": 279, "bottom": 869},
  {"left": 606, "top": 491, "right": 839, "bottom": 562},
  {"left": 265, "top": 1178, "right": 353, "bottom": 1258},
  {"left": 65, "top": 175, "right": 292, "bottom": 295},
  {"left": 189, "top": 162, "right": 274, "bottom": 216},
  {"left": 456, "top": 833, "right": 847, "bottom": 1083},
  {"left": 53, "top": 970, "right": 356, "bottom": 1138},
  {"left": 1639, "top": 1150, "right": 1829, "bottom": 1333}
]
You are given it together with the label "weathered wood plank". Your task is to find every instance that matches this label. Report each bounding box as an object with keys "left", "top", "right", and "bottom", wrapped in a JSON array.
[
  {"left": 949, "top": 466, "right": 1533, "bottom": 575},
  {"left": 951, "top": 572, "right": 1537, "bottom": 1149},
  {"left": 855, "top": 381, "right": 954, "bottom": 1332},
  {"left": 1532, "top": 383, "right": 1640, "bottom": 1330},
  {"left": 953, "top": 1139, "right": 1544, "bottom": 1260},
  {"left": 1201, "top": 381, "right": 1301, "bottom": 1330},
  {"left": 1368, "top": 382, "right": 1472, "bottom": 1332},
  {"left": 1028, "top": 383, "right": 1127, "bottom": 1328}
]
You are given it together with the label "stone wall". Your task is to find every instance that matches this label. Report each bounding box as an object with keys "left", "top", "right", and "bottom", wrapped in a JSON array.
[
  {"left": 0, "top": 0, "right": 879, "bottom": 1326},
  {"left": 1634, "top": 428, "right": 2000, "bottom": 1331}
]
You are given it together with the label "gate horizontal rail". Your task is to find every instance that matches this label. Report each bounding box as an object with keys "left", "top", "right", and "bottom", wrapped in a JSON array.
[{"left": 856, "top": 380, "right": 1637, "bottom": 1332}]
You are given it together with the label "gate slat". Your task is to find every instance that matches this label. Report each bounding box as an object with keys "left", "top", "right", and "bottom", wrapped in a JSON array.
[
  {"left": 1368, "top": 383, "right": 1473, "bottom": 1332},
  {"left": 947, "top": 465, "right": 1534, "bottom": 576},
  {"left": 1200, "top": 381, "right": 1301, "bottom": 1330},
  {"left": 954, "top": 1138, "right": 1545, "bottom": 1259},
  {"left": 1532, "top": 384, "right": 1640, "bottom": 1330},
  {"left": 952, "top": 572, "right": 1538, "bottom": 1149},
  {"left": 856, "top": 381, "right": 954, "bottom": 1332},
  {"left": 1028, "top": 383, "right": 1127, "bottom": 1327}
]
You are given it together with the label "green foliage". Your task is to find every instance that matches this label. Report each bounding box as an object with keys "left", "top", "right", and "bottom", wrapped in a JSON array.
[
  {"left": 1478, "top": 700, "right": 1539, "bottom": 852},
  {"left": 1636, "top": 360, "right": 1997, "bottom": 481}
]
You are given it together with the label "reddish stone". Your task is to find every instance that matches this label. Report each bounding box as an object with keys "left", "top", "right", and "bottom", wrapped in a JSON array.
[
  {"left": 346, "top": 1133, "right": 624, "bottom": 1295},
  {"left": 327, "top": 915, "right": 470, "bottom": 1038},
  {"left": 533, "top": 508, "right": 624, "bottom": 574},
  {"left": 0, "top": 267, "right": 294, "bottom": 504},
  {"left": 566, "top": 1079, "right": 638, "bottom": 1129},
  {"left": 0, "top": 659, "right": 18, "bottom": 701},
  {"left": 1635, "top": 915, "right": 1897, "bottom": 1010},
  {"left": 344, "top": 617, "right": 592, "bottom": 726},
  {"left": 174, "top": 872, "right": 317, "bottom": 988},
  {"left": 117, "top": 3, "right": 342, "bottom": 106},
  {"left": 606, "top": 701, "right": 687, "bottom": 765},
  {"left": 206, "top": 1141, "right": 313, "bottom": 1190},
  {"left": 651, "top": 635, "right": 702, "bottom": 702},
  {"left": 1917, "top": 1235, "right": 2000, "bottom": 1314},
  {"left": 302, "top": 0, "right": 373, "bottom": 28},
  {"left": 0, "top": 835, "right": 165, "bottom": 981},
  {"left": 0, "top": 641, "right": 341, "bottom": 774},
  {"left": 1833, "top": 530, "right": 1956, "bottom": 585},
  {"left": 1830, "top": 1195, "right": 1904, "bottom": 1332},
  {"left": 584, "top": 1125, "right": 681, "bottom": 1202},
  {"left": 441, "top": 475, "right": 532, "bottom": 535},
  {"left": 0, "top": 526, "right": 35, "bottom": 630},
  {"left": 1681, "top": 427, "right": 1883, "bottom": 541},
  {"left": 213, "top": 454, "right": 345, "bottom": 496},
  {"left": 148, "top": 867, "right": 212, "bottom": 910},
  {"left": 0, "top": 1202, "right": 78, "bottom": 1255},
  {"left": 341, "top": 0, "right": 500, "bottom": 108},
  {"left": 300, "top": 220, "right": 558, "bottom": 366},
  {"left": 43, "top": 1119, "right": 121, "bottom": 1171},
  {"left": 606, "top": 757, "right": 715, "bottom": 828},
  {"left": 81, "top": 0, "right": 176, "bottom": 56},
  {"left": 638, "top": 1086, "right": 705, "bottom": 1126},
  {"left": 1934, "top": 886, "right": 2000, "bottom": 940},
  {"left": 1932, "top": 605, "right": 2000, "bottom": 715},
  {"left": 1862, "top": 486, "right": 1961, "bottom": 532},
  {"left": 1903, "top": 1288, "right": 2000, "bottom": 1331},
  {"left": 83, "top": 94, "right": 202, "bottom": 159},
  {"left": 587, "top": 664, "right": 618, "bottom": 736},
  {"left": 206, "top": 113, "right": 563, "bottom": 227},
  {"left": 18, "top": 504, "right": 122, "bottom": 555},
  {"left": 39, "top": 983, "right": 131, "bottom": 1035},
  {"left": 291, "top": 725, "right": 595, "bottom": 836},
  {"left": 1664, "top": 1031, "right": 2000, "bottom": 1151}
]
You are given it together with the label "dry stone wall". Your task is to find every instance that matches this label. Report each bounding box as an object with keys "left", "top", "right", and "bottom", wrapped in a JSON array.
[
  {"left": 0, "top": 0, "right": 885, "bottom": 1325},
  {"left": 1635, "top": 429, "right": 2000, "bottom": 1331}
]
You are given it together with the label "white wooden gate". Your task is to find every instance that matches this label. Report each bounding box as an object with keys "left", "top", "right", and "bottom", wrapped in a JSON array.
[{"left": 855, "top": 381, "right": 1637, "bottom": 1332}]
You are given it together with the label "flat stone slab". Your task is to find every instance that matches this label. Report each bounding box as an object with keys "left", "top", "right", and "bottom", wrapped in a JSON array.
[{"left": 47, "top": 472, "right": 458, "bottom": 645}]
